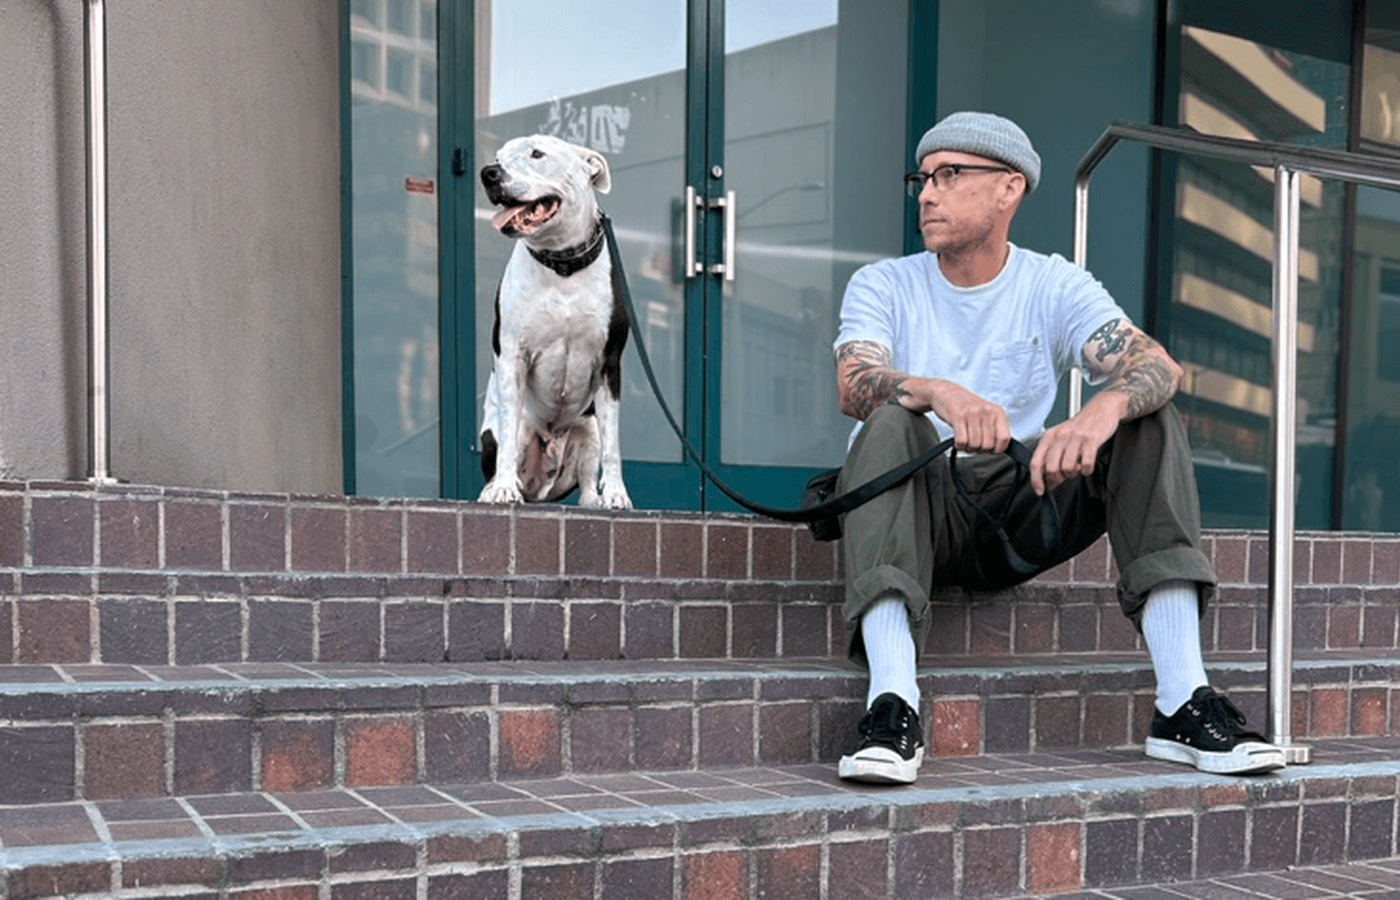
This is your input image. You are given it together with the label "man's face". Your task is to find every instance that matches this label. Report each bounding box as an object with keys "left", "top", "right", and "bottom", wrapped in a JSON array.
[{"left": 914, "top": 151, "right": 1018, "bottom": 256}]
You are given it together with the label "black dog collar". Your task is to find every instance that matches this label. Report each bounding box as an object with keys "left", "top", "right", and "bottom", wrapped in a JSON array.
[{"left": 528, "top": 216, "right": 606, "bottom": 277}]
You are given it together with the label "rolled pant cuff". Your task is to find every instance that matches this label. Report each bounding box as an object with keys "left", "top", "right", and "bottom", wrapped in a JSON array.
[
  {"left": 845, "top": 565, "right": 930, "bottom": 665},
  {"left": 1116, "top": 546, "right": 1218, "bottom": 628}
]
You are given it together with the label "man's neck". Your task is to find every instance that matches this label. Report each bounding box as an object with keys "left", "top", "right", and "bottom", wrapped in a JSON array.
[{"left": 937, "top": 240, "right": 1010, "bottom": 288}]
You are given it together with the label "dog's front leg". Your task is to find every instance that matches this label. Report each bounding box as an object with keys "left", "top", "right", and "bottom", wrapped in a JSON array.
[
  {"left": 477, "top": 358, "right": 527, "bottom": 504},
  {"left": 589, "top": 387, "right": 632, "bottom": 510}
]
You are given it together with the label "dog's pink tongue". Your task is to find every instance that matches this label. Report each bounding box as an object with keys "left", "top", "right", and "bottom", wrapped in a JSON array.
[{"left": 492, "top": 205, "right": 528, "bottom": 233}]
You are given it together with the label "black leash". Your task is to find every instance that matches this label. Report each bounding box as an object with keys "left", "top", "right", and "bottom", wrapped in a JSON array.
[{"left": 599, "top": 212, "right": 1058, "bottom": 570}]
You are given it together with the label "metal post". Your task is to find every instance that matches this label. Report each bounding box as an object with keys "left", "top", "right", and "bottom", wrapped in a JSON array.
[
  {"left": 1069, "top": 173, "right": 1092, "bottom": 415},
  {"left": 1267, "top": 165, "right": 1309, "bottom": 764},
  {"left": 85, "top": 0, "right": 116, "bottom": 484}
]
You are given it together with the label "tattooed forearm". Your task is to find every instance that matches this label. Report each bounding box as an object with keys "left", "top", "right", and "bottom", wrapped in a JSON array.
[
  {"left": 1082, "top": 318, "right": 1182, "bottom": 420},
  {"left": 835, "top": 340, "right": 908, "bottom": 420}
]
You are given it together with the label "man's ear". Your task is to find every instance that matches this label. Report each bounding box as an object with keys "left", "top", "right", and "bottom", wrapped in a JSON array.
[{"left": 998, "top": 172, "right": 1027, "bottom": 211}]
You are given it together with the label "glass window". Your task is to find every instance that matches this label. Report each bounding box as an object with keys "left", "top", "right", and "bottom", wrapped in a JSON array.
[
  {"left": 350, "top": 4, "right": 440, "bottom": 497},
  {"left": 1159, "top": 13, "right": 1351, "bottom": 528}
]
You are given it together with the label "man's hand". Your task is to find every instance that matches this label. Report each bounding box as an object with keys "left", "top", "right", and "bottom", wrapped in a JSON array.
[
  {"left": 1028, "top": 392, "right": 1123, "bottom": 495},
  {"left": 1028, "top": 317, "right": 1183, "bottom": 495},
  {"left": 836, "top": 340, "right": 1009, "bottom": 452},
  {"left": 914, "top": 380, "right": 1010, "bottom": 454}
]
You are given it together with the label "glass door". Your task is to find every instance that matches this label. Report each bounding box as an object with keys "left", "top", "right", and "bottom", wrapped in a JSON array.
[{"left": 444, "top": 0, "right": 918, "bottom": 509}]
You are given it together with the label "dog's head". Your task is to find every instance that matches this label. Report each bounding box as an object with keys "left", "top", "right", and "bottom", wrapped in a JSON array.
[{"left": 480, "top": 135, "right": 610, "bottom": 245}]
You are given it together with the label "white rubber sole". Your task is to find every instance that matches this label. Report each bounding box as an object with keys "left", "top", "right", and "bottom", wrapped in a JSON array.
[
  {"left": 838, "top": 745, "right": 924, "bottom": 785},
  {"left": 1145, "top": 737, "right": 1286, "bottom": 775}
]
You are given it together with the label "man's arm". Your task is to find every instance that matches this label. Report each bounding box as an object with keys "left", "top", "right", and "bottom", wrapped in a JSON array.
[
  {"left": 1028, "top": 317, "right": 1183, "bottom": 494},
  {"left": 834, "top": 340, "right": 1011, "bottom": 452}
]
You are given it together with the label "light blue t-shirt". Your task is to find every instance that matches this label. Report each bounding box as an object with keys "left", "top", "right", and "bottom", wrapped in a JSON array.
[{"left": 835, "top": 244, "right": 1126, "bottom": 443}]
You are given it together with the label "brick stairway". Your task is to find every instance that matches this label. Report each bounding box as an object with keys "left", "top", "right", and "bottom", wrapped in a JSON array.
[{"left": 1, "top": 480, "right": 1399, "bottom": 899}]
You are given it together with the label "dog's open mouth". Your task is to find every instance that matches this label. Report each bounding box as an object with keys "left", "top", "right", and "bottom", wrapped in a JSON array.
[{"left": 491, "top": 196, "right": 561, "bottom": 236}]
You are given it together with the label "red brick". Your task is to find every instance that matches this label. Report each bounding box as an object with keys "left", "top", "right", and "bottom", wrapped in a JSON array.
[
  {"left": 499, "top": 709, "right": 561, "bottom": 777},
  {"left": 0, "top": 493, "right": 24, "bottom": 566},
  {"left": 1310, "top": 688, "right": 1349, "bottom": 737},
  {"left": 291, "top": 506, "right": 347, "bottom": 572},
  {"left": 931, "top": 699, "right": 978, "bottom": 757},
  {"left": 707, "top": 524, "right": 748, "bottom": 579},
  {"left": 794, "top": 530, "right": 836, "bottom": 580},
  {"left": 759, "top": 702, "right": 811, "bottom": 765},
  {"left": 963, "top": 828, "right": 1021, "bottom": 897},
  {"left": 613, "top": 520, "right": 657, "bottom": 577},
  {"left": 1353, "top": 688, "right": 1388, "bottom": 737},
  {"left": 661, "top": 522, "right": 702, "bottom": 577},
  {"left": 756, "top": 845, "right": 819, "bottom": 900},
  {"left": 346, "top": 717, "right": 416, "bottom": 786},
  {"left": 84, "top": 723, "right": 164, "bottom": 799},
  {"left": 349, "top": 508, "right": 402, "bottom": 573},
  {"left": 635, "top": 706, "right": 692, "bottom": 769},
  {"left": 564, "top": 517, "right": 610, "bottom": 576},
  {"left": 698, "top": 704, "right": 753, "bottom": 766},
  {"left": 570, "top": 707, "right": 632, "bottom": 772},
  {"left": 230, "top": 504, "right": 286, "bottom": 571},
  {"left": 682, "top": 852, "right": 747, "bottom": 900},
  {"left": 99, "top": 499, "right": 160, "bottom": 568},
  {"left": 1312, "top": 538, "right": 1341, "bottom": 584},
  {"left": 17, "top": 600, "right": 90, "bottom": 663},
  {"left": 261, "top": 719, "right": 335, "bottom": 792},
  {"left": 461, "top": 512, "right": 510, "bottom": 575},
  {"left": 829, "top": 840, "right": 887, "bottom": 900},
  {"left": 30, "top": 496, "right": 94, "bottom": 567},
  {"left": 752, "top": 527, "right": 792, "bottom": 580},
  {"left": 1374, "top": 539, "right": 1400, "bottom": 585},
  {"left": 174, "top": 719, "right": 252, "bottom": 794},
  {"left": 515, "top": 516, "right": 559, "bottom": 575},
  {"left": 1071, "top": 537, "right": 1109, "bottom": 582},
  {"left": 234, "top": 888, "right": 319, "bottom": 900},
  {"left": 165, "top": 501, "right": 223, "bottom": 570},
  {"left": 9, "top": 862, "right": 110, "bottom": 899},
  {"left": 519, "top": 862, "right": 591, "bottom": 900},
  {"left": 1344, "top": 539, "right": 1374, "bottom": 584},
  {"left": 407, "top": 510, "right": 458, "bottom": 575},
  {"left": 1213, "top": 535, "right": 1247, "bottom": 584}
]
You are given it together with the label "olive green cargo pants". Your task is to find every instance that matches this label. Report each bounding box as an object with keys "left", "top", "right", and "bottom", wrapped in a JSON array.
[{"left": 836, "top": 403, "right": 1217, "bottom": 662}]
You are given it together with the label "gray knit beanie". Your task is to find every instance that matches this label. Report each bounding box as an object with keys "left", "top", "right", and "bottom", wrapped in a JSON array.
[{"left": 914, "top": 112, "right": 1041, "bottom": 193}]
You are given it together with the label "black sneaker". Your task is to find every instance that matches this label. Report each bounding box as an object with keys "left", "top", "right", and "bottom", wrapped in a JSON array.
[
  {"left": 1145, "top": 686, "right": 1285, "bottom": 774},
  {"left": 838, "top": 692, "right": 925, "bottom": 784}
]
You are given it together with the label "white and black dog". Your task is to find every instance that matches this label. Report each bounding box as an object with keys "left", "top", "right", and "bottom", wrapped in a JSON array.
[{"left": 477, "top": 134, "right": 632, "bottom": 509}]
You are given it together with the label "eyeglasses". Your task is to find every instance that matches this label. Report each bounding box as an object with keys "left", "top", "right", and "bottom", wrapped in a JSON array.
[{"left": 904, "top": 164, "right": 1012, "bottom": 198}]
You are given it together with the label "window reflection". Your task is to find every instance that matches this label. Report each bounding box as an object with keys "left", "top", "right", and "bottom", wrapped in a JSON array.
[{"left": 1165, "top": 23, "right": 1348, "bottom": 528}]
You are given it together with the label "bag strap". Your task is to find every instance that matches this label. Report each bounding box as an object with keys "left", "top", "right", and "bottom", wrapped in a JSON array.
[{"left": 601, "top": 210, "right": 1061, "bottom": 563}]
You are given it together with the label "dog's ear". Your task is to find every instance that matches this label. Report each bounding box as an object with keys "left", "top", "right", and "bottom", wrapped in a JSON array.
[{"left": 578, "top": 147, "right": 611, "bottom": 195}]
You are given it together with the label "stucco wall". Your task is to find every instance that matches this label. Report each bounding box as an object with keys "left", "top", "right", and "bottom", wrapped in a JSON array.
[{"left": 0, "top": 0, "right": 342, "bottom": 493}]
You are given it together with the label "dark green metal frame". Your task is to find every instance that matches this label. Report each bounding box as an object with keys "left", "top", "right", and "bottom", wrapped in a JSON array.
[{"left": 343, "top": 0, "right": 939, "bottom": 509}]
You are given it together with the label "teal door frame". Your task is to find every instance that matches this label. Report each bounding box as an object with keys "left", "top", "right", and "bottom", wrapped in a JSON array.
[{"left": 420, "top": 0, "right": 938, "bottom": 509}]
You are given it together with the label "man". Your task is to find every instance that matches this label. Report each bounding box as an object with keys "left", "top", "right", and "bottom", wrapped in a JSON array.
[{"left": 832, "top": 111, "right": 1283, "bottom": 785}]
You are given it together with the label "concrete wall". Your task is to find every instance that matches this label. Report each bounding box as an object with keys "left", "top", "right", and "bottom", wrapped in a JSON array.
[{"left": 0, "top": 0, "right": 342, "bottom": 493}]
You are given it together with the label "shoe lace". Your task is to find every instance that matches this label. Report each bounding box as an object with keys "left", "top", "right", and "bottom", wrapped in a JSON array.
[
  {"left": 859, "top": 698, "right": 920, "bottom": 755},
  {"left": 1192, "top": 690, "right": 1253, "bottom": 743}
]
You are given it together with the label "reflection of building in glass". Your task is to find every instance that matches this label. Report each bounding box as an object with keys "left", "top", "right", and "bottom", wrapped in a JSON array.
[
  {"left": 350, "top": 0, "right": 442, "bottom": 497},
  {"left": 1166, "top": 25, "right": 1348, "bottom": 528}
]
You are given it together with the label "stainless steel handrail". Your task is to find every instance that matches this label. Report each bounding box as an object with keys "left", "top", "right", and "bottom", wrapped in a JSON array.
[
  {"left": 1073, "top": 122, "right": 1400, "bottom": 764},
  {"left": 85, "top": 0, "right": 116, "bottom": 484}
]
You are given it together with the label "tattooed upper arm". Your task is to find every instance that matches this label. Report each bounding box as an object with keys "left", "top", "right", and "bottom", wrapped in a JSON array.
[
  {"left": 1080, "top": 317, "right": 1183, "bottom": 419},
  {"left": 835, "top": 340, "right": 906, "bottom": 420}
]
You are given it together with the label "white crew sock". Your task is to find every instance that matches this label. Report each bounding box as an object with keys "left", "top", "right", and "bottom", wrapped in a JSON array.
[
  {"left": 1139, "top": 579, "right": 1209, "bottom": 716},
  {"left": 861, "top": 595, "right": 920, "bottom": 711}
]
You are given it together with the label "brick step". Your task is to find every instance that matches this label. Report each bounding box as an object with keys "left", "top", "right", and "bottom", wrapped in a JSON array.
[
  {"left": 3, "top": 481, "right": 1400, "bottom": 666},
  {"left": 3, "top": 738, "right": 1399, "bottom": 899},
  {"left": 3, "top": 653, "right": 1396, "bottom": 806}
]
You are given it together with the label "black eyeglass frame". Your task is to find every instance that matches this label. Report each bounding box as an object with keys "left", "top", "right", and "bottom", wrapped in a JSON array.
[{"left": 904, "top": 164, "right": 1013, "bottom": 198}]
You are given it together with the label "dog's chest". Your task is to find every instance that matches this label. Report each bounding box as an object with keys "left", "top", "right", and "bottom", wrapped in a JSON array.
[{"left": 501, "top": 253, "right": 615, "bottom": 422}]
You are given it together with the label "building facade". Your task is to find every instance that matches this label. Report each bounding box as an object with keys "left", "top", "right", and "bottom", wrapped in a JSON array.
[{"left": 4, "top": 0, "right": 1399, "bottom": 532}]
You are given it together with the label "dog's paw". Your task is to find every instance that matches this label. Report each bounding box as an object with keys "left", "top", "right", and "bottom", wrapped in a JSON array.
[
  {"left": 593, "top": 485, "right": 632, "bottom": 511},
  {"left": 478, "top": 480, "right": 524, "bottom": 505}
]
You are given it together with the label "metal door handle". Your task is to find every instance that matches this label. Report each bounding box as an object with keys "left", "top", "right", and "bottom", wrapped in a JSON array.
[
  {"left": 708, "top": 191, "right": 736, "bottom": 281},
  {"left": 683, "top": 186, "right": 701, "bottom": 278}
]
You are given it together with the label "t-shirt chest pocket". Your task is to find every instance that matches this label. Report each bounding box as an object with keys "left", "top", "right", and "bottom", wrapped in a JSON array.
[{"left": 988, "top": 336, "right": 1053, "bottom": 411}]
